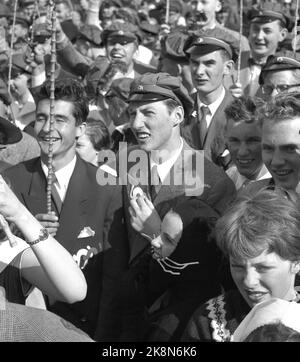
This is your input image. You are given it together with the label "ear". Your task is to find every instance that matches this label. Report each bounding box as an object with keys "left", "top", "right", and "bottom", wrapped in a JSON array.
[
  {"left": 215, "top": 0, "right": 222, "bottom": 12},
  {"left": 172, "top": 106, "right": 184, "bottom": 127},
  {"left": 291, "top": 261, "right": 300, "bottom": 275},
  {"left": 278, "top": 27, "right": 288, "bottom": 42},
  {"left": 75, "top": 122, "right": 86, "bottom": 138},
  {"left": 223, "top": 60, "right": 235, "bottom": 76}
]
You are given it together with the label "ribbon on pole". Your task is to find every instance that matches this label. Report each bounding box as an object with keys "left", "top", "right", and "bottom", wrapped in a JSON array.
[
  {"left": 294, "top": 0, "right": 299, "bottom": 57},
  {"left": 7, "top": 0, "right": 18, "bottom": 98},
  {"left": 46, "top": 0, "right": 56, "bottom": 215},
  {"left": 237, "top": 0, "right": 243, "bottom": 84},
  {"left": 165, "top": 0, "right": 170, "bottom": 25}
]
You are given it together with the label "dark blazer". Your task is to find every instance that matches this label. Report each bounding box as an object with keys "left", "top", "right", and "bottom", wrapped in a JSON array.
[
  {"left": 3, "top": 156, "right": 126, "bottom": 338},
  {"left": 182, "top": 89, "right": 233, "bottom": 168},
  {"left": 120, "top": 140, "right": 236, "bottom": 341}
]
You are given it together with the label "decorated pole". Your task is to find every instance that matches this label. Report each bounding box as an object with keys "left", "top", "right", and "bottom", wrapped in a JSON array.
[
  {"left": 294, "top": 0, "right": 299, "bottom": 57},
  {"left": 7, "top": 0, "right": 18, "bottom": 97},
  {"left": 237, "top": 0, "right": 243, "bottom": 84},
  {"left": 165, "top": 0, "right": 170, "bottom": 25},
  {"left": 46, "top": 0, "right": 56, "bottom": 215}
]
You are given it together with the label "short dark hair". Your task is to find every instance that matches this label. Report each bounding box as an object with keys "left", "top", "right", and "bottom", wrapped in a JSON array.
[
  {"left": 35, "top": 78, "right": 89, "bottom": 126},
  {"left": 224, "top": 96, "right": 264, "bottom": 131},
  {"left": 259, "top": 91, "right": 300, "bottom": 128}
]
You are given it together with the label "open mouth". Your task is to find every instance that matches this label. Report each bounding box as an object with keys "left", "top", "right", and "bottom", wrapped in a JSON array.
[
  {"left": 245, "top": 290, "right": 268, "bottom": 304},
  {"left": 135, "top": 132, "right": 150, "bottom": 141},
  {"left": 40, "top": 136, "right": 60, "bottom": 142},
  {"left": 237, "top": 159, "right": 254, "bottom": 165},
  {"left": 272, "top": 169, "right": 293, "bottom": 177}
]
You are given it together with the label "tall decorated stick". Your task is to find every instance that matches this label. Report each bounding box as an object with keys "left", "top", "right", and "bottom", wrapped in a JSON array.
[
  {"left": 294, "top": 0, "right": 299, "bottom": 57},
  {"left": 237, "top": 0, "right": 243, "bottom": 84},
  {"left": 46, "top": 0, "right": 56, "bottom": 215},
  {"left": 165, "top": 0, "right": 170, "bottom": 25}
]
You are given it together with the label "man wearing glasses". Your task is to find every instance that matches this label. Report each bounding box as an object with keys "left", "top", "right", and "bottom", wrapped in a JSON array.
[{"left": 259, "top": 50, "right": 300, "bottom": 100}]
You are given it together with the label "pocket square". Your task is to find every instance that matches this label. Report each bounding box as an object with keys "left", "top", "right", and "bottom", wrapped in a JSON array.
[{"left": 78, "top": 227, "right": 95, "bottom": 238}]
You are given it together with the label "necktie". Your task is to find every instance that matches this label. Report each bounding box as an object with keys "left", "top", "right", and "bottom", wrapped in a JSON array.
[
  {"left": 198, "top": 105, "right": 210, "bottom": 148},
  {"left": 51, "top": 175, "right": 62, "bottom": 214},
  {"left": 149, "top": 165, "right": 161, "bottom": 201}
]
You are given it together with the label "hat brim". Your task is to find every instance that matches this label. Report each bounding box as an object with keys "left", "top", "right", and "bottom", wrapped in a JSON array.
[{"left": 0, "top": 117, "right": 22, "bottom": 144}]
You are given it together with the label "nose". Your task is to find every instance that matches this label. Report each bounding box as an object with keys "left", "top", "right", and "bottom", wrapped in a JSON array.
[
  {"left": 196, "top": 2, "right": 203, "bottom": 11},
  {"left": 243, "top": 268, "right": 259, "bottom": 289},
  {"left": 237, "top": 142, "right": 249, "bottom": 157},
  {"left": 130, "top": 111, "right": 144, "bottom": 130},
  {"left": 270, "top": 148, "right": 285, "bottom": 168},
  {"left": 256, "top": 29, "right": 264, "bottom": 40},
  {"left": 194, "top": 63, "right": 205, "bottom": 76},
  {"left": 271, "top": 87, "right": 279, "bottom": 98},
  {"left": 41, "top": 117, "right": 51, "bottom": 133}
]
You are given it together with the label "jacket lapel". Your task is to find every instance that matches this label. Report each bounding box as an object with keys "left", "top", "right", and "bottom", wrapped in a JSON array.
[
  {"left": 22, "top": 159, "right": 51, "bottom": 215},
  {"left": 56, "top": 157, "right": 89, "bottom": 242}
]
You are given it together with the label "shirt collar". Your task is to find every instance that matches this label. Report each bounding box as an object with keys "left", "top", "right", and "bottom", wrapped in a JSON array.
[
  {"left": 197, "top": 87, "right": 226, "bottom": 118},
  {"left": 150, "top": 138, "right": 183, "bottom": 182},
  {"left": 41, "top": 155, "right": 77, "bottom": 189},
  {"left": 228, "top": 164, "right": 271, "bottom": 190}
]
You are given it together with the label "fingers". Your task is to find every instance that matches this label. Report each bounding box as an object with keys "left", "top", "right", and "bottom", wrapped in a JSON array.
[
  {"left": 35, "top": 213, "right": 59, "bottom": 235},
  {"left": 0, "top": 214, "right": 17, "bottom": 247},
  {"left": 35, "top": 212, "right": 59, "bottom": 222}
]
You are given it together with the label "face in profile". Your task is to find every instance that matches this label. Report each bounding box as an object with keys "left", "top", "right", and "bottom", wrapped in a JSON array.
[
  {"left": 76, "top": 133, "right": 99, "bottom": 166},
  {"left": 230, "top": 250, "right": 298, "bottom": 308},
  {"left": 262, "top": 118, "right": 300, "bottom": 190},
  {"left": 226, "top": 119, "right": 263, "bottom": 180}
]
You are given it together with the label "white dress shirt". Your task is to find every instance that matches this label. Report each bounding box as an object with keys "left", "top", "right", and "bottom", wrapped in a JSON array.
[
  {"left": 41, "top": 156, "right": 77, "bottom": 202},
  {"left": 150, "top": 138, "right": 183, "bottom": 183},
  {"left": 197, "top": 87, "right": 226, "bottom": 128}
]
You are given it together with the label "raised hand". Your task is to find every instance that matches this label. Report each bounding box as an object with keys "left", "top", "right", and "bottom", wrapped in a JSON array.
[{"left": 129, "top": 195, "right": 161, "bottom": 238}]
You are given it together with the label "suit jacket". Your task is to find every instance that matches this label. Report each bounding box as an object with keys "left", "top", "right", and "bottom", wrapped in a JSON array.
[
  {"left": 182, "top": 89, "right": 233, "bottom": 167},
  {"left": 3, "top": 156, "right": 126, "bottom": 338},
  {"left": 120, "top": 140, "right": 236, "bottom": 341}
]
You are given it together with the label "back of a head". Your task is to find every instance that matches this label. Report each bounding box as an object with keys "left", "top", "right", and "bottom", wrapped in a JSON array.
[{"left": 243, "top": 322, "right": 300, "bottom": 342}]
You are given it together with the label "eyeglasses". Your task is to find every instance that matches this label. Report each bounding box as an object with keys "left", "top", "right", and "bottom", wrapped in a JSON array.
[{"left": 261, "top": 83, "right": 300, "bottom": 95}]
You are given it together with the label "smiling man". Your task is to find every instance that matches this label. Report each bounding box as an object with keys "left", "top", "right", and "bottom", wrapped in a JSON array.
[
  {"left": 224, "top": 97, "right": 270, "bottom": 190},
  {"left": 261, "top": 92, "right": 300, "bottom": 192},
  {"left": 2, "top": 78, "right": 127, "bottom": 339},
  {"left": 243, "top": 4, "right": 289, "bottom": 97}
]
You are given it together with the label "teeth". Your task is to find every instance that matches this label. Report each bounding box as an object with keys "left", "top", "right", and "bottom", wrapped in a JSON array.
[
  {"left": 237, "top": 159, "right": 253, "bottom": 165},
  {"left": 274, "top": 170, "right": 290, "bottom": 176}
]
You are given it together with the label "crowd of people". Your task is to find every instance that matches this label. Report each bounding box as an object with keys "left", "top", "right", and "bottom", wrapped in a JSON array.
[{"left": 0, "top": 0, "right": 300, "bottom": 343}]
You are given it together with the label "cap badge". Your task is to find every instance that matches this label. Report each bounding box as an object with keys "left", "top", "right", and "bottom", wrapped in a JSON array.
[
  {"left": 277, "top": 57, "right": 283, "bottom": 63},
  {"left": 197, "top": 37, "right": 203, "bottom": 44},
  {"left": 137, "top": 85, "right": 143, "bottom": 91},
  {"left": 118, "top": 30, "right": 124, "bottom": 36}
]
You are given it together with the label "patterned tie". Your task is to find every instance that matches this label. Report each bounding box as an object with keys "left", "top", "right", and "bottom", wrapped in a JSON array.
[
  {"left": 51, "top": 175, "right": 62, "bottom": 214},
  {"left": 149, "top": 164, "right": 161, "bottom": 201},
  {"left": 198, "top": 105, "right": 210, "bottom": 148}
]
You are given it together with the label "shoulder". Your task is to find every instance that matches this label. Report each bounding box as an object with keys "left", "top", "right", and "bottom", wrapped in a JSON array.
[
  {"left": 2, "top": 158, "right": 39, "bottom": 178},
  {"left": 239, "top": 178, "right": 272, "bottom": 197},
  {"left": 182, "top": 290, "right": 246, "bottom": 342}
]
